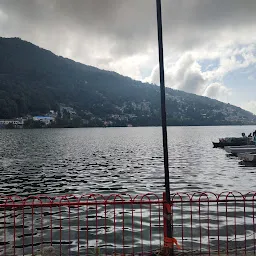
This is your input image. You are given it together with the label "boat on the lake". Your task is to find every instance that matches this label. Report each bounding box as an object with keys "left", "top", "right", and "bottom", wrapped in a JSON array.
[
  {"left": 213, "top": 132, "right": 256, "bottom": 148},
  {"left": 213, "top": 136, "right": 251, "bottom": 148},
  {"left": 224, "top": 145, "right": 256, "bottom": 154},
  {"left": 224, "top": 145, "right": 256, "bottom": 156},
  {"left": 238, "top": 153, "right": 256, "bottom": 163}
]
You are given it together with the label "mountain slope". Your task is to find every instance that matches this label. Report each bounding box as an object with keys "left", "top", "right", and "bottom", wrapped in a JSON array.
[{"left": 0, "top": 37, "right": 255, "bottom": 126}]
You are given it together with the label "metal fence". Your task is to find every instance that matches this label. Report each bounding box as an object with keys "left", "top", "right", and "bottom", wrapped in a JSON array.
[
  {"left": 0, "top": 193, "right": 163, "bottom": 256},
  {"left": 170, "top": 192, "right": 256, "bottom": 255},
  {"left": 0, "top": 192, "right": 255, "bottom": 255}
]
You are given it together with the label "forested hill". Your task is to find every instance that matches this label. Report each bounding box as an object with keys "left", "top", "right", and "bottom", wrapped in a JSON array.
[{"left": 0, "top": 37, "right": 255, "bottom": 126}]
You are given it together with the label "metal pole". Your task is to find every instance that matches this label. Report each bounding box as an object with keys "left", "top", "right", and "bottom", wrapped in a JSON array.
[
  {"left": 156, "top": 0, "right": 171, "bottom": 203},
  {"left": 156, "top": 0, "right": 173, "bottom": 245}
]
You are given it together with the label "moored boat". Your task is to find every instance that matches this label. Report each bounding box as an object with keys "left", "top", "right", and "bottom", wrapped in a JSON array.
[
  {"left": 238, "top": 153, "right": 256, "bottom": 163},
  {"left": 213, "top": 131, "right": 256, "bottom": 148},
  {"left": 224, "top": 145, "right": 256, "bottom": 154},
  {"left": 224, "top": 146, "right": 256, "bottom": 156},
  {"left": 212, "top": 136, "right": 251, "bottom": 148}
]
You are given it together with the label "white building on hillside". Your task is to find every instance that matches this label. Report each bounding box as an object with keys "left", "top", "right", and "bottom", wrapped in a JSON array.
[
  {"left": 0, "top": 118, "right": 25, "bottom": 127},
  {"left": 33, "top": 116, "right": 55, "bottom": 125}
]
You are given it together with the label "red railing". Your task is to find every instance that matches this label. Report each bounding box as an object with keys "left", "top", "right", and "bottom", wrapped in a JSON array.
[
  {"left": 0, "top": 192, "right": 255, "bottom": 255},
  {"left": 170, "top": 192, "right": 256, "bottom": 255},
  {"left": 0, "top": 193, "right": 163, "bottom": 256}
]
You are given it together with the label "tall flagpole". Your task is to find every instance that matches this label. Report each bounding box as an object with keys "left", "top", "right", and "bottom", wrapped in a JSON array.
[{"left": 156, "top": 0, "right": 173, "bottom": 248}]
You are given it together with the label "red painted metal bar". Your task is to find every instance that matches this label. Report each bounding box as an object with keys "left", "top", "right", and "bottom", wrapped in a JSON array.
[
  {"left": 68, "top": 202, "right": 71, "bottom": 256},
  {"left": 217, "top": 198, "right": 220, "bottom": 255},
  {"left": 0, "top": 200, "right": 164, "bottom": 207},
  {"left": 77, "top": 204, "right": 80, "bottom": 256},
  {"left": 2, "top": 198, "right": 256, "bottom": 208},
  {"left": 254, "top": 194, "right": 256, "bottom": 255},
  {"left": 31, "top": 205, "right": 34, "bottom": 255}
]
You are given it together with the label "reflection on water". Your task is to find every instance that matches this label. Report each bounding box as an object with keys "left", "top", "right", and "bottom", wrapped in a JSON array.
[{"left": 0, "top": 126, "right": 255, "bottom": 196}]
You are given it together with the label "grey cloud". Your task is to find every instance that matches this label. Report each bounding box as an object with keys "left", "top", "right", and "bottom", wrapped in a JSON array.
[
  {"left": 0, "top": 0, "right": 157, "bottom": 57},
  {"left": 0, "top": 0, "right": 256, "bottom": 53},
  {"left": 0, "top": 0, "right": 256, "bottom": 67}
]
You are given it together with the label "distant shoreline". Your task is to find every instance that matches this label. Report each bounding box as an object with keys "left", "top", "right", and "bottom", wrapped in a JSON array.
[{"left": 2, "top": 123, "right": 256, "bottom": 129}]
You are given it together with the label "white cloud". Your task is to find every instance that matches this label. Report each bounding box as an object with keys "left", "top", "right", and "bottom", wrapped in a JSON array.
[
  {"left": 105, "top": 54, "right": 151, "bottom": 81},
  {"left": 242, "top": 101, "right": 256, "bottom": 114},
  {"left": 145, "top": 43, "right": 256, "bottom": 103},
  {"left": 146, "top": 53, "right": 206, "bottom": 93},
  {"left": 203, "top": 83, "right": 232, "bottom": 102},
  {"left": 204, "top": 44, "right": 256, "bottom": 80},
  {"left": 145, "top": 53, "right": 231, "bottom": 101},
  {"left": 166, "top": 53, "right": 206, "bottom": 94}
]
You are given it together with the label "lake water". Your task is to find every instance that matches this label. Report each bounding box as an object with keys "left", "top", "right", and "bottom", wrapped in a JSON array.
[
  {"left": 0, "top": 126, "right": 255, "bottom": 255},
  {"left": 0, "top": 126, "right": 255, "bottom": 196}
]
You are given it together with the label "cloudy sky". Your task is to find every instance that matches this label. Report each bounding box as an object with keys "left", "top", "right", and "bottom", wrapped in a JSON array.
[{"left": 0, "top": 0, "right": 256, "bottom": 114}]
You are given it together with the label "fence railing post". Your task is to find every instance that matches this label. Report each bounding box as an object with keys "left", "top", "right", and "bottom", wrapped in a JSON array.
[{"left": 163, "top": 192, "right": 181, "bottom": 254}]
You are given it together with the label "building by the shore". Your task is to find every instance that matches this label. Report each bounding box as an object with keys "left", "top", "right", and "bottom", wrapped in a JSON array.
[
  {"left": 0, "top": 118, "right": 25, "bottom": 128},
  {"left": 33, "top": 116, "right": 55, "bottom": 125}
]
